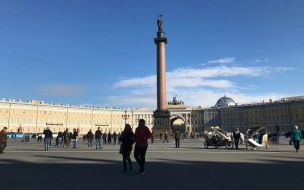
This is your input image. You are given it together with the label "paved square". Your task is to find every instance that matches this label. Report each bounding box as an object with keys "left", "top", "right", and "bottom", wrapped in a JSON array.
[{"left": 1, "top": 138, "right": 303, "bottom": 190}]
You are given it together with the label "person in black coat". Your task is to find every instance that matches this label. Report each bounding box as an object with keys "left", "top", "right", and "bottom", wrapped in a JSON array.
[
  {"left": 233, "top": 128, "right": 241, "bottom": 149},
  {"left": 113, "top": 131, "right": 117, "bottom": 145},
  {"left": 119, "top": 124, "right": 135, "bottom": 173},
  {"left": 87, "top": 130, "right": 94, "bottom": 148}
]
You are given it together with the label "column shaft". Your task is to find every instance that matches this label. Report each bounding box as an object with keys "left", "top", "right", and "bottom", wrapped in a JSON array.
[{"left": 157, "top": 42, "right": 166, "bottom": 110}]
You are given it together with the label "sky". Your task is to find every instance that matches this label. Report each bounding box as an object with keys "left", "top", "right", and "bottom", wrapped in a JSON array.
[{"left": 1, "top": 0, "right": 304, "bottom": 109}]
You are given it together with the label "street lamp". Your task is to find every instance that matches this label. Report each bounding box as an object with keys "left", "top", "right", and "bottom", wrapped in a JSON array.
[{"left": 122, "top": 110, "right": 130, "bottom": 125}]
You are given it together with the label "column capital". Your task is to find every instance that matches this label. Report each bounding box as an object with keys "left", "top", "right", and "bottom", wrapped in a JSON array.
[{"left": 154, "top": 37, "right": 167, "bottom": 44}]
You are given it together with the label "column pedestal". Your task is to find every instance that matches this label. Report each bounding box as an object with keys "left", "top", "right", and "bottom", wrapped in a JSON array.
[{"left": 152, "top": 109, "right": 172, "bottom": 138}]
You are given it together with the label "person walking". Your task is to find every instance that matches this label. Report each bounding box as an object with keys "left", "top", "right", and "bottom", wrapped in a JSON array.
[
  {"left": 113, "top": 131, "right": 117, "bottom": 145},
  {"left": 174, "top": 129, "right": 181, "bottom": 148},
  {"left": 0, "top": 127, "right": 8, "bottom": 154},
  {"left": 62, "top": 129, "right": 69, "bottom": 149},
  {"left": 95, "top": 127, "right": 102, "bottom": 149},
  {"left": 134, "top": 119, "right": 152, "bottom": 174},
  {"left": 87, "top": 130, "right": 94, "bottom": 148},
  {"left": 108, "top": 132, "right": 112, "bottom": 144},
  {"left": 119, "top": 124, "right": 135, "bottom": 173},
  {"left": 163, "top": 132, "right": 169, "bottom": 143},
  {"left": 151, "top": 132, "right": 154, "bottom": 144},
  {"left": 69, "top": 131, "right": 72, "bottom": 146},
  {"left": 291, "top": 125, "right": 302, "bottom": 153},
  {"left": 233, "top": 127, "right": 241, "bottom": 149},
  {"left": 103, "top": 132, "right": 107, "bottom": 145},
  {"left": 43, "top": 127, "right": 53, "bottom": 151},
  {"left": 56, "top": 131, "right": 63, "bottom": 147},
  {"left": 72, "top": 129, "right": 78, "bottom": 148}
]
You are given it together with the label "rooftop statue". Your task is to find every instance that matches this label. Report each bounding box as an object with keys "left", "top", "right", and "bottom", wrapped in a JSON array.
[{"left": 157, "top": 14, "right": 163, "bottom": 31}]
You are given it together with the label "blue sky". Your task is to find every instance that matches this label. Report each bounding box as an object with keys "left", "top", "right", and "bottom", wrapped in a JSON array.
[{"left": 1, "top": 0, "right": 303, "bottom": 108}]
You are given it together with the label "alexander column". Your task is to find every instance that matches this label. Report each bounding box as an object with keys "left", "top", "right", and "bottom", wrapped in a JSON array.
[{"left": 152, "top": 14, "right": 171, "bottom": 135}]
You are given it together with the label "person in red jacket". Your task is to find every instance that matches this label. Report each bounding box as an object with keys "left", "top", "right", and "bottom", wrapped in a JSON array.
[{"left": 134, "top": 119, "right": 152, "bottom": 174}]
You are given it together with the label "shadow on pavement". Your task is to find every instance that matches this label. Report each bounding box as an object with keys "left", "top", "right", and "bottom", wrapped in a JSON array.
[{"left": 1, "top": 154, "right": 303, "bottom": 190}]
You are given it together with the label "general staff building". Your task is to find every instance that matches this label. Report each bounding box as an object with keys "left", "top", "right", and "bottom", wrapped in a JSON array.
[{"left": 0, "top": 95, "right": 303, "bottom": 134}]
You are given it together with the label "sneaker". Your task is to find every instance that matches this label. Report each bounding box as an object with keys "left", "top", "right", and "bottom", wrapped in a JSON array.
[{"left": 141, "top": 172, "right": 145, "bottom": 175}]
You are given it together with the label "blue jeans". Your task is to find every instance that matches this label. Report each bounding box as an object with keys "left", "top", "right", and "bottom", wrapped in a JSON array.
[
  {"left": 96, "top": 138, "right": 101, "bottom": 149},
  {"left": 44, "top": 138, "right": 51, "bottom": 150},
  {"left": 72, "top": 139, "right": 77, "bottom": 148},
  {"left": 88, "top": 138, "right": 92, "bottom": 147}
]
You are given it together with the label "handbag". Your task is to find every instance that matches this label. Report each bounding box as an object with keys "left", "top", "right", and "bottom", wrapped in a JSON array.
[{"left": 119, "top": 144, "right": 124, "bottom": 154}]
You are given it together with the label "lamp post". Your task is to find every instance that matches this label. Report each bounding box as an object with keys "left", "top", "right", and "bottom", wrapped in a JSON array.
[{"left": 122, "top": 110, "right": 130, "bottom": 125}]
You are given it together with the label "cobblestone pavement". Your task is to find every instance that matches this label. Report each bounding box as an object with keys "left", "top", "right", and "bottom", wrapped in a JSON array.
[{"left": 0, "top": 138, "right": 303, "bottom": 190}]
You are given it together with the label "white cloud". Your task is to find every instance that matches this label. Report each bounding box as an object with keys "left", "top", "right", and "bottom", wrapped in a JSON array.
[
  {"left": 39, "top": 84, "right": 84, "bottom": 96},
  {"left": 113, "top": 65, "right": 292, "bottom": 90},
  {"left": 207, "top": 57, "right": 235, "bottom": 64},
  {"left": 104, "top": 60, "right": 292, "bottom": 108},
  {"left": 99, "top": 93, "right": 156, "bottom": 107},
  {"left": 254, "top": 59, "right": 261, "bottom": 62},
  {"left": 102, "top": 88, "right": 289, "bottom": 108}
]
